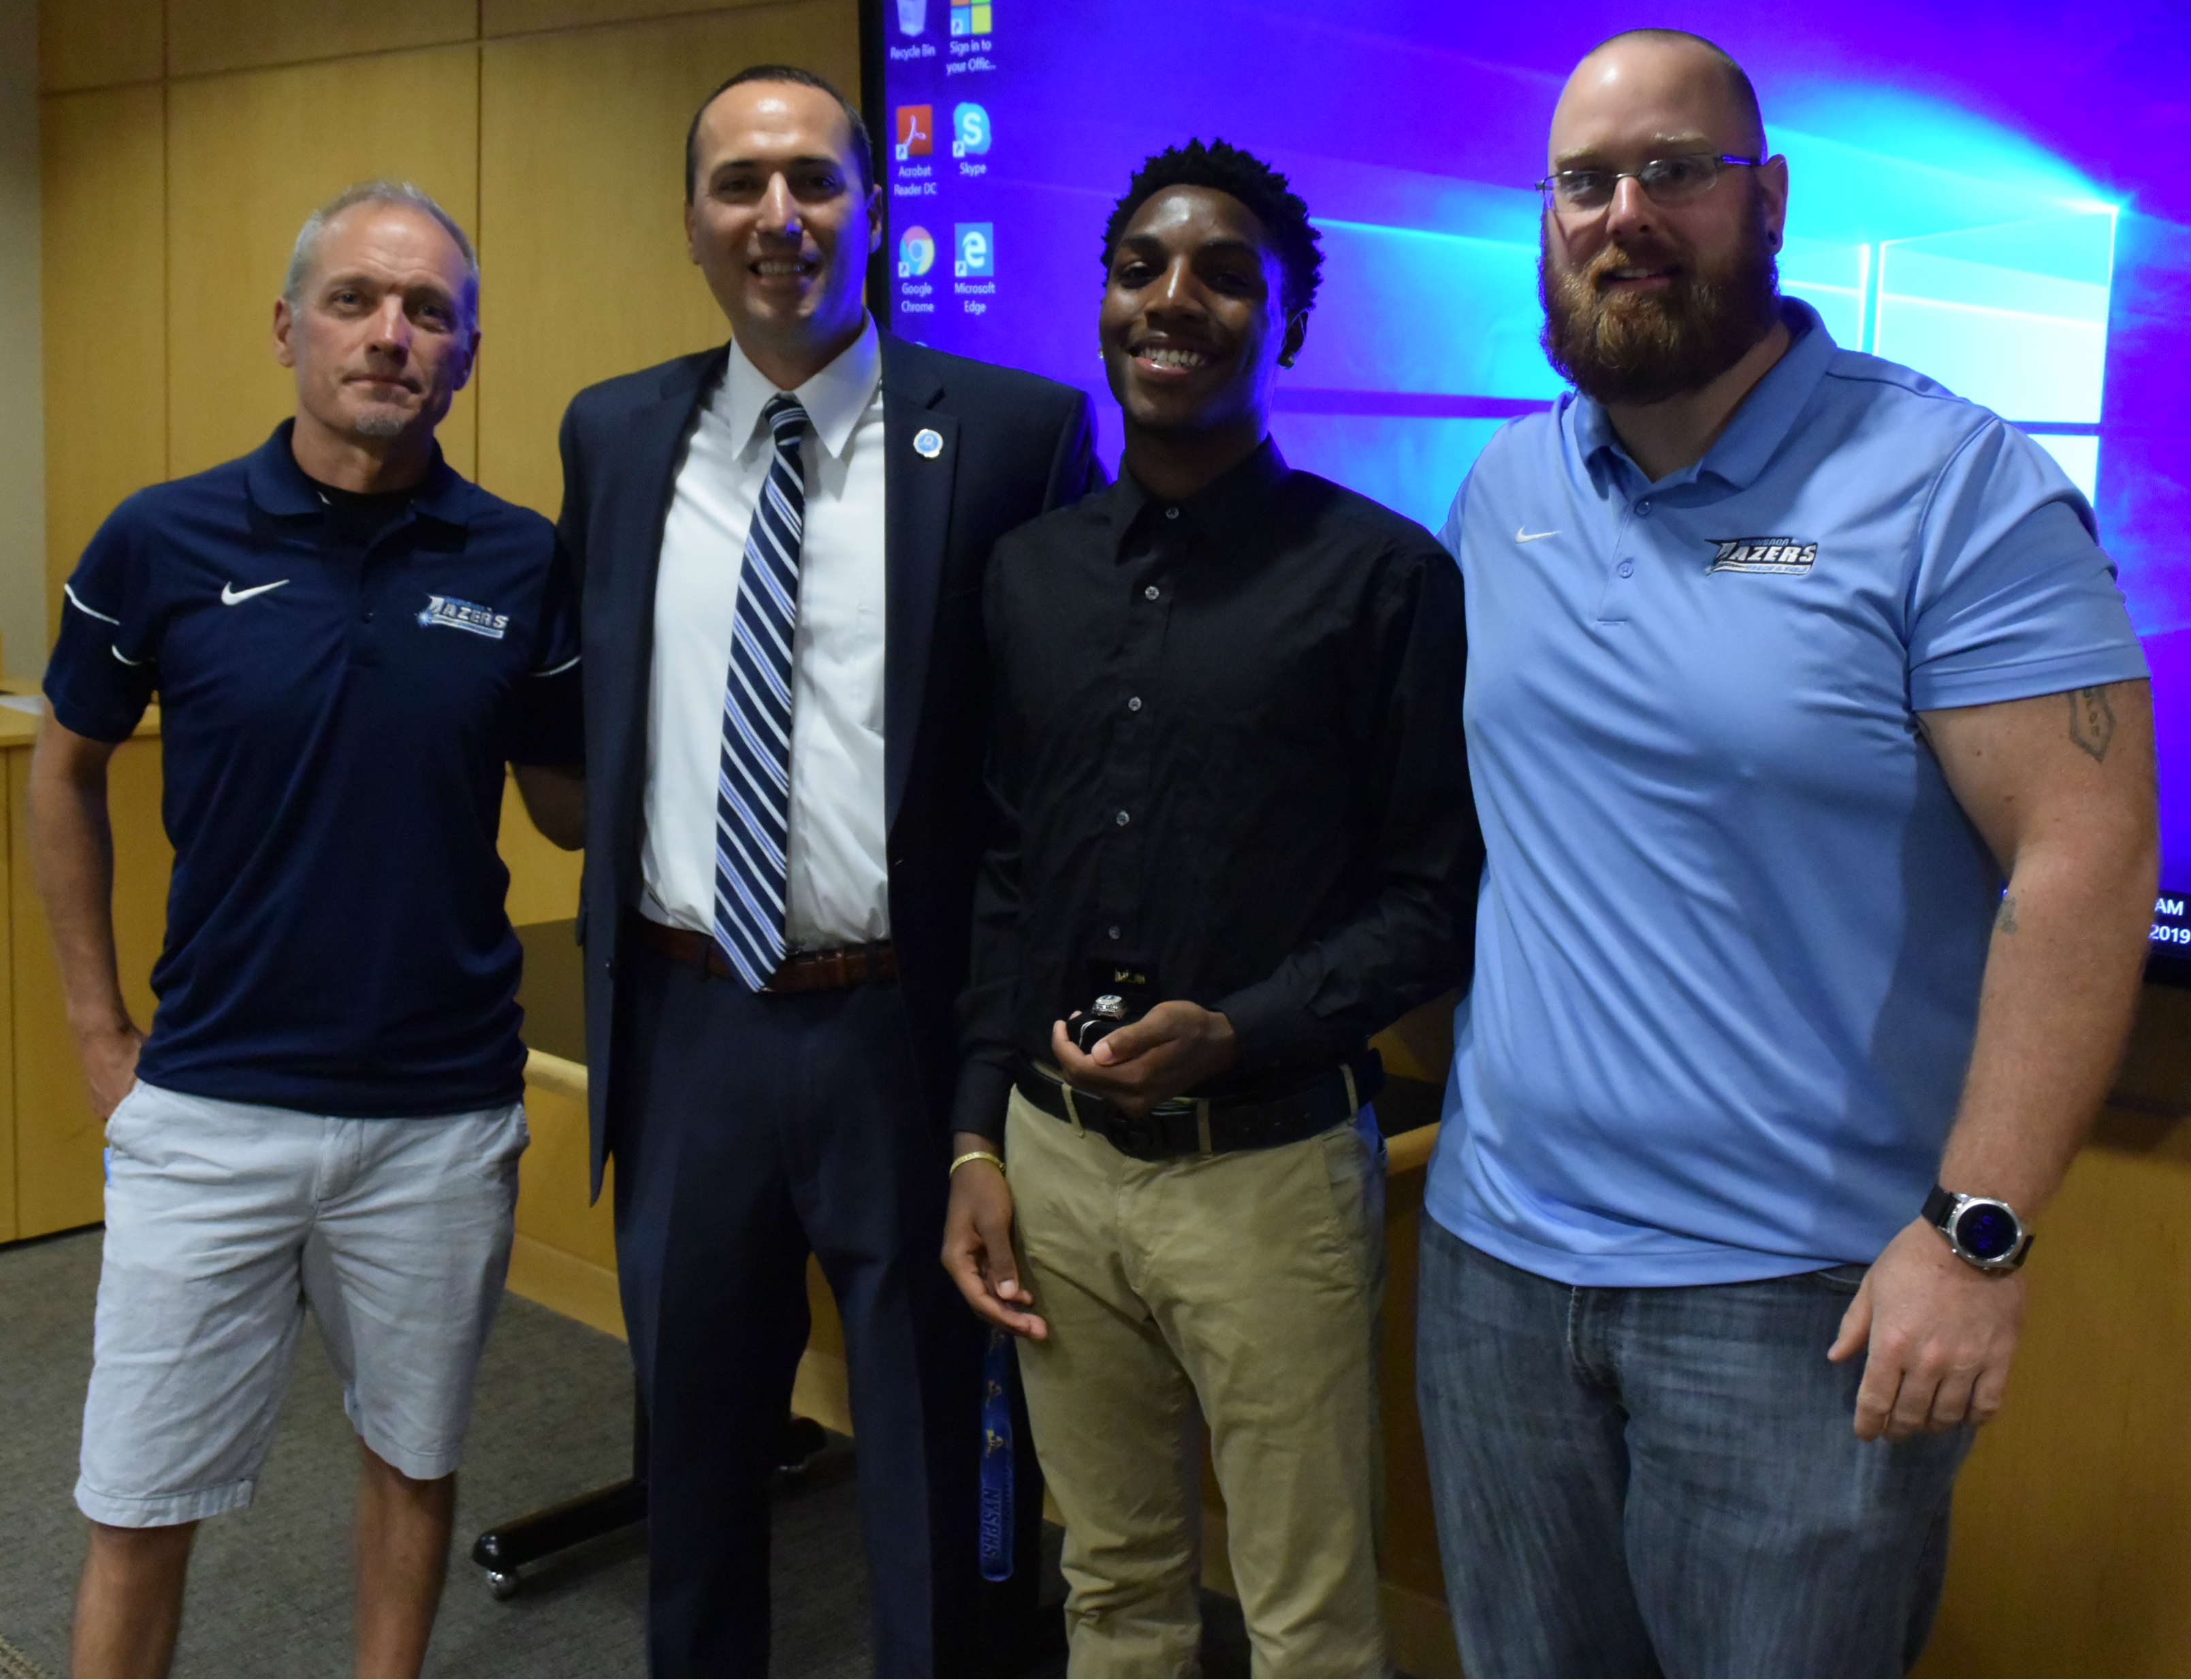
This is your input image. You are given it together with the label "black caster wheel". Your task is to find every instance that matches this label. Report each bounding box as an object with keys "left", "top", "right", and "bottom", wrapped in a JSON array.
[{"left": 485, "top": 1568, "right": 522, "bottom": 1601}]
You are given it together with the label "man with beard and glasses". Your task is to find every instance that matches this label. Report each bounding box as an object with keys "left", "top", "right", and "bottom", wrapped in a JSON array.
[{"left": 1415, "top": 29, "right": 2156, "bottom": 1677}]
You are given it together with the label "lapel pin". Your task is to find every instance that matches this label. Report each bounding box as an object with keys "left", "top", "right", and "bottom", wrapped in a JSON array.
[{"left": 914, "top": 427, "right": 944, "bottom": 459}]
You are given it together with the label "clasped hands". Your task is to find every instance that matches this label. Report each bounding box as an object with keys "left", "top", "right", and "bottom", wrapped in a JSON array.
[{"left": 940, "top": 1001, "right": 1239, "bottom": 1340}]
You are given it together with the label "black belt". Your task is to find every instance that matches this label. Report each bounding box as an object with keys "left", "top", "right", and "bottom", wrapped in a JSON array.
[{"left": 1014, "top": 1052, "right": 1383, "bottom": 1162}]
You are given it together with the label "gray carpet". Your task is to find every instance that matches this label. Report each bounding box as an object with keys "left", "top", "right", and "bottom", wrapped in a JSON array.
[
  {"left": 0, "top": 1226, "right": 1250, "bottom": 1678},
  {"left": 0, "top": 1226, "right": 872, "bottom": 1678}
]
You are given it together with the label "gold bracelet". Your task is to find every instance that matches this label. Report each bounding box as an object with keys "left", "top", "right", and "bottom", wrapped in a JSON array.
[{"left": 949, "top": 1150, "right": 1005, "bottom": 1178}]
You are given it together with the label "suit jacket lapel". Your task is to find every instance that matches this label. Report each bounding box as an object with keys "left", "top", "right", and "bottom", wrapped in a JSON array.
[
  {"left": 610, "top": 344, "right": 726, "bottom": 881},
  {"left": 881, "top": 333, "right": 956, "bottom": 832}
]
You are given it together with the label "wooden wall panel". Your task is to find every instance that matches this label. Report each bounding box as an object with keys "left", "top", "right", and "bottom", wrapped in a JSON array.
[
  {"left": 1916, "top": 1131, "right": 2191, "bottom": 1677},
  {"left": 475, "top": 1, "right": 857, "bottom": 516},
  {"left": 12, "top": 730, "right": 170, "bottom": 1240},
  {"left": 41, "top": 86, "right": 166, "bottom": 645},
  {"left": 509, "top": 1058, "right": 624, "bottom": 1336},
  {"left": 498, "top": 771, "right": 582, "bottom": 926},
  {"left": 166, "top": 0, "right": 477, "bottom": 80},
  {"left": 38, "top": 0, "right": 162, "bottom": 93},
  {"left": 0, "top": 727, "right": 15, "bottom": 1242},
  {"left": 164, "top": 46, "right": 481, "bottom": 484},
  {"left": 485, "top": 0, "right": 792, "bottom": 37}
]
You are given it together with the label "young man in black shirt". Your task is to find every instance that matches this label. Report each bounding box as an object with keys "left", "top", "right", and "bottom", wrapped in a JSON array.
[{"left": 942, "top": 140, "right": 1481, "bottom": 1676}]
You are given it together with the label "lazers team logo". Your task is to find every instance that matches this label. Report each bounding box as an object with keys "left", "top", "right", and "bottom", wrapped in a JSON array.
[
  {"left": 1707, "top": 536, "right": 1819, "bottom": 576},
  {"left": 417, "top": 594, "right": 510, "bottom": 639}
]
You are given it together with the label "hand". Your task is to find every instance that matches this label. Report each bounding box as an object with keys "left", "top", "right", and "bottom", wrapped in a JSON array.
[
  {"left": 1049, "top": 1001, "right": 1240, "bottom": 1119},
  {"left": 941, "top": 1133, "right": 1046, "bottom": 1340},
  {"left": 1828, "top": 1216, "right": 2026, "bottom": 1442},
  {"left": 77, "top": 1022, "right": 144, "bottom": 1121}
]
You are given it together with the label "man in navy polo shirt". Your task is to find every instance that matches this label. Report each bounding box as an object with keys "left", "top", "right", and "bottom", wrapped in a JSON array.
[
  {"left": 1417, "top": 31, "right": 2158, "bottom": 1677},
  {"left": 35, "top": 180, "right": 583, "bottom": 1679}
]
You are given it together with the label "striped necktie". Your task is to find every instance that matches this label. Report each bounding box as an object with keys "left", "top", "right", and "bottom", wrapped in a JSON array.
[{"left": 712, "top": 393, "right": 810, "bottom": 990}]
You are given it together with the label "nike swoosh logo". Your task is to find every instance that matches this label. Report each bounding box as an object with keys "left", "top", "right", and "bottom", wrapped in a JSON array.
[
  {"left": 1515, "top": 527, "right": 1561, "bottom": 543},
  {"left": 221, "top": 580, "right": 291, "bottom": 605}
]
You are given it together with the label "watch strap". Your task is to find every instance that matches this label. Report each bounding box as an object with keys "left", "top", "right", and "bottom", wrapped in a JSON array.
[{"left": 1922, "top": 1182, "right": 1957, "bottom": 1229}]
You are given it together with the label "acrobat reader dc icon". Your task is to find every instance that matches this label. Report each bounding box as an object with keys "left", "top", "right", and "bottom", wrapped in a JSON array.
[{"left": 954, "top": 223, "right": 994, "bottom": 278}]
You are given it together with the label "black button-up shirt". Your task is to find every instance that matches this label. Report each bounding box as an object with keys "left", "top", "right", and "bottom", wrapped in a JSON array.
[{"left": 954, "top": 439, "right": 1482, "bottom": 1135}]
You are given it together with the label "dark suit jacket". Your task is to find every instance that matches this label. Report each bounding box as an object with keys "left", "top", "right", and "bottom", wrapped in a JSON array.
[{"left": 558, "top": 331, "right": 1101, "bottom": 1190}]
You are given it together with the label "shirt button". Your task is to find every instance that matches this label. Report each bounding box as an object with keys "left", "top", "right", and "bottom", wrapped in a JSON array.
[
  {"left": 1617, "top": 560, "right": 1635, "bottom": 578},
  {"left": 1108, "top": 925, "right": 1121, "bottom": 940},
  {"left": 1164, "top": 507, "right": 1180, "bottom": 520},
  {"left": 1637, "top": 500, "right": 1652, "bottom": 516},
  {"left": 1115, "top": 810, "right": 1130, "bottom": 826},
  {"left": 1144, "top": 585, "right": 1160, "bottom": 600},
  {"left": 1128, "top": 696, "right": 1142, "bottom": 712}
]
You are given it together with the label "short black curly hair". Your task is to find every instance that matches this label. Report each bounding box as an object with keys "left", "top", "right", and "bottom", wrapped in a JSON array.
[{"left": 1102, "top": 138, "right": 1323, "bottom": 321}]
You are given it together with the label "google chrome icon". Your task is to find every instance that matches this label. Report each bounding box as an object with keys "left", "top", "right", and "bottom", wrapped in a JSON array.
[{"left": 899, "top": 225, "right": 936, "bottom": 279}]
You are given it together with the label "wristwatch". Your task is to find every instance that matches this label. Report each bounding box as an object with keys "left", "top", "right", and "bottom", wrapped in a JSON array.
[{"left": 1922, "top": 1183, "right": 2032, "bottom": 1272}]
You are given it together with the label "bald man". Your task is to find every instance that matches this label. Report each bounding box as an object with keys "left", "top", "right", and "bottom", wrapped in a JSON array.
[{"left": 1415, "top": 30, "right": 2155, "bottom": 1675}]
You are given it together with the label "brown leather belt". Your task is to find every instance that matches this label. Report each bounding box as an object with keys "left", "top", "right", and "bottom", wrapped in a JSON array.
[{"left": 635, "top": 918, "right": 897, "bottom": 992}]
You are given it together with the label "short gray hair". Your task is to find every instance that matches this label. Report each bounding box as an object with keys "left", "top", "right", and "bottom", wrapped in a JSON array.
[{"left": 283, "top": 180, "right": 479, "bottom": 327}]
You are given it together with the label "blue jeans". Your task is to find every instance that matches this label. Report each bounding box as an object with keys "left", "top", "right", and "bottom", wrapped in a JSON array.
[{"left": 1416, "top": 1219, "right": 1972, "bottom": 1677}]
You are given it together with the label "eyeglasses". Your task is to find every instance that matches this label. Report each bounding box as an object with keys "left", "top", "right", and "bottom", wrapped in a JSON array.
[{"left": 1536, "top": 153, "right": 1759, "bottom": 215}]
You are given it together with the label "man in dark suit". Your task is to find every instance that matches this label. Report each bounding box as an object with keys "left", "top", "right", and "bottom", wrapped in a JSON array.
[{"left": 554, "top": 64, "right": 1098, "bottom": 1677}]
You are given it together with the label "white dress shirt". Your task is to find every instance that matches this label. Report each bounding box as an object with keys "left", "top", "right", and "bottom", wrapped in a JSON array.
[{"left": 640, "top": 320, "right": 890, "bottom": 949}]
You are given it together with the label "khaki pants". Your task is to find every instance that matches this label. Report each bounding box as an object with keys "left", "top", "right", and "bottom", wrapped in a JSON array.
[{"left": 1006, "top": 1088, "right": 1390, "bottom": 1678}]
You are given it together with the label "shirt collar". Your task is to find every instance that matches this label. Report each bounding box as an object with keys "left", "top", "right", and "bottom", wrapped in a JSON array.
[
  {"left": 1107, "top": 435, "right": 1291, "bottom": 558},
  {"left": 720, "top": 314, "right": 882, "bottom": 461},
  {"left": 1571, "top": 296, "right": 1834, "bottom": 493},
  {"left": 244, "top": 418, "right": 470, "bottom": 526}
]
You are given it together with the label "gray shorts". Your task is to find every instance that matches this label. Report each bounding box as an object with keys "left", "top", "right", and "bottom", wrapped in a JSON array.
[{"left": 77, "top": 1080, "right": 528, "bottom": 1528}]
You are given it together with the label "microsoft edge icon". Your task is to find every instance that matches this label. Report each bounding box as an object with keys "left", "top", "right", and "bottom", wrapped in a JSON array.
[
  {"left": 955, "top": 223, "right": 994, "bottom": 278},
  {"left": 899, "top": 225, "right": 936, "bottom": 279}
]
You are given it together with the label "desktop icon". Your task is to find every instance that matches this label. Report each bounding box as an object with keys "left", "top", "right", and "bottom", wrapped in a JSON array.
[
  {"left": 899, "top": 225, "right": 937, "bottom": 278},
  {"left": 897, "top": 0, "right": 927, "bottom": 34},
  {"left": 950, "top": 0, "right": 993, "bottom": 37},
  {"left": 951, "top": 103, "right": 992, "bottom": 157},
  {"left": 895, "top": 105, "right": 933, "bottom": 161},
  {"left": 955, "top": 223, "right": 994, "bottom": 278}
]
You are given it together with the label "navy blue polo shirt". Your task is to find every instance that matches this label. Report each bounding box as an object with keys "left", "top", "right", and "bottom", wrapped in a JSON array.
[{"left": 46, "top": 421, "right": 583, "bottom": 1118}]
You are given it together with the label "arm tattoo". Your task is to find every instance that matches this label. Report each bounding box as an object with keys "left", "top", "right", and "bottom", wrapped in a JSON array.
[
  {"left": 1996, "top": 893, "right": 2018, "bottom": 934},
  {"left": 2068, "top": 685, "right": 2116, "bottom": 763}
]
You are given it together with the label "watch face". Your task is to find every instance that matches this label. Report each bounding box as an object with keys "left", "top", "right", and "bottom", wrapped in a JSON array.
[{"left": 1953, "top": 1201, "right": 2021, "bottom": 1261}]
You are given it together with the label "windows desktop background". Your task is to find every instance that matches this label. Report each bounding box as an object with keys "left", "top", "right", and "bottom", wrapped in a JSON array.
[{"left": 872, "top": 0, "right": 2191, "bottom": 957}]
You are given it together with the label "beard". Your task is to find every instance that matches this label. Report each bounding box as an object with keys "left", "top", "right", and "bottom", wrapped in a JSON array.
[
  {"left": 351, "top": 406, "right": 411, "bottom": 439},
  {"left": 1539, "top": 192, "right": 1780, "bottom": 407}
]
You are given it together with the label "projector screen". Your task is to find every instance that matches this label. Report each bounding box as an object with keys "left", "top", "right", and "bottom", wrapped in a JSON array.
[{"left": 862, "top": 0, "right": 2191, "bottom": 974}]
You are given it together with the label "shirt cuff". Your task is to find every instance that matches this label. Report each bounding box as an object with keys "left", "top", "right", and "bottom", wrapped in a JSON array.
[
  {"left": 1211, "top": 980, "right": 1304, "bottom": 1077},
  {"left": 951, "top": 1054, "right": 1018, "bottom": 1143}
]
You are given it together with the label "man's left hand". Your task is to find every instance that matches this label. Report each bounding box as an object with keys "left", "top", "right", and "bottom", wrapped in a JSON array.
[
  {"left": 1828, "top": 1216, "right": 2027, "bottom": 1442},
  {"left": 1050, "top": 1002, "right": 1241, "bottom": 1118}
]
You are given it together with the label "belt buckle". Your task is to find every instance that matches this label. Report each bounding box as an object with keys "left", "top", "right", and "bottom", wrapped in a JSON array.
[{"left": 1115, "top": 1110, "right": 1167, "bottom": 1159}]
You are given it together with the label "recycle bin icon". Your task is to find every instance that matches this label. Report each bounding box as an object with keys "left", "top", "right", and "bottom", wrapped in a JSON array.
[{"left": 897, "top": 0, "right": 927, "bottom": 34}]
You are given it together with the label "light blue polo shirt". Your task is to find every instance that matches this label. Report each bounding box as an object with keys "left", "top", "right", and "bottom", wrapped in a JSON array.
[{"left": 1427, "top": 299, "right": 2147, "bottom": 1286}]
